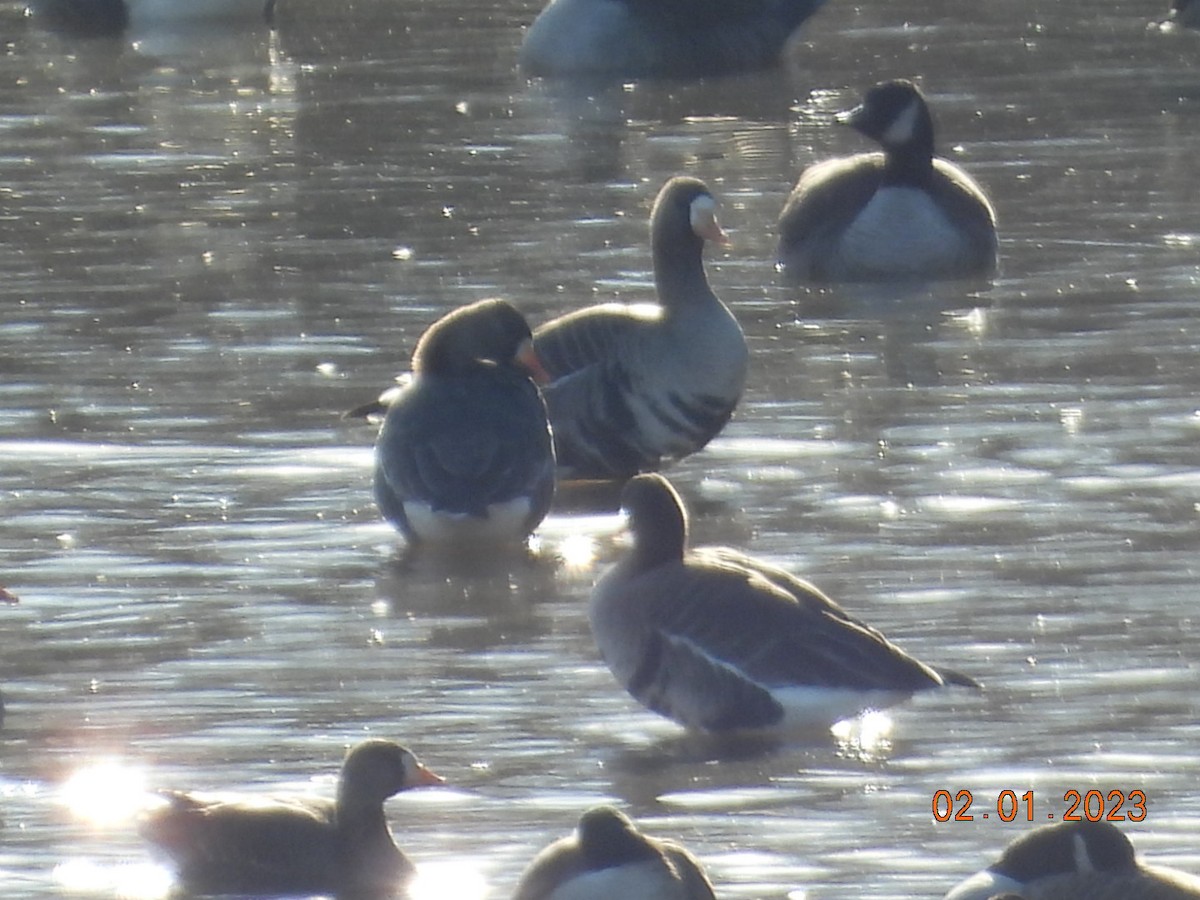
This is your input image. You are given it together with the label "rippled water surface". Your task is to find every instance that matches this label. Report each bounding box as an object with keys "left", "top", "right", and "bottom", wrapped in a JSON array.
[{"left": 2, "top": 0, "right": 1200, "bottom": 896}]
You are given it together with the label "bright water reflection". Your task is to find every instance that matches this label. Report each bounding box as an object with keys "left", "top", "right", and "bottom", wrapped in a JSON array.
[{"left": 2, "top": 0, "right": 1200, "bottom": 896}]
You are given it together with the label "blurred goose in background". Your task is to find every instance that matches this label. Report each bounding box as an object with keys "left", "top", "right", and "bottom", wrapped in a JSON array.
[
  {"left": 513, "top": 805, "right": 716, "bottom": 900},
  {"left": 777, "top": 79, "right": 998, "bottom": 284},
  {"left": 945, "top": 820, "right": 1200, "bottom": 900},
  {"left": 358, "top": 299, "right": 555, "bottom": 546},
  {"left": 534, "top": 177, "right": 747, "bottom": 482},
  {"left": 519, "top": 0, "right": 829, "bottom": 78},
  {"left": 1167, "top": 0, "right": 1200, "bottom": 28},
  {"left": 589, "top": 474, "right": 978, "bottom": 732},
  {"left": 27, "top": 0, "right": 273, "bottom": 34},
  {"left": 140, "top": 739, "right": 444, "bottom": 897}
]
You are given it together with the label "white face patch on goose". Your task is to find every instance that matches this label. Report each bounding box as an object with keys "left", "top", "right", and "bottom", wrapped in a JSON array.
[
  {"left": 1073, "top": 833, "right": 1094, "bottom": 873},
  {"left": 880, "top": 96, "right": 921, "bottom": 148},
  {"left": 688, "top": 194, "right": 724, "bottom": 242}
]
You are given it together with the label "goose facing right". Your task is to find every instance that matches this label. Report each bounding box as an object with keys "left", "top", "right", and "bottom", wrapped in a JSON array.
[
  {"left": 369, "top": 298, "right": 556, "bottom": 545},
  {"left": 945, "top": 820, "right": 1200, "bottom": 900},
  {"left": 139, "top": 739, "right": 445, "bottom": 897},
  {"left": 589, "top": 474, "right": 978, "bottom": 732},
  {"left": 777, "top": 79, "right": 998, "bottom": 284},
  {"left": 512, "top": 805, "right": 716, "bottom": 900},
  {"left": 534, "top": 177, "right": 748, "bottom": 481}
]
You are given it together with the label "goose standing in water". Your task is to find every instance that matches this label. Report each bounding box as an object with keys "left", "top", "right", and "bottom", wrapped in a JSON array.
[
  {"left": 777, "top": 79, "right": 998, "bottom": 284},
  {"left": 140, "top": 739, "right": 444, "bottom": 897},
  {"left": 360, "top": 299, "right": 556, "bottom": 545},
  {"left": 513, "top": 806, "right": 716, "bottom": 900},
  {"left": 534, "top": 177, "right": 747, "bottom": 481},
  {"left": 589, "top": 474, "right": 978, "bottom": 732},
  {"left": 519, "top": 0, "right": 829, "bottom": 79},
  {"left": 945, "top": 820, "right": 1200, "bottom": 900}
]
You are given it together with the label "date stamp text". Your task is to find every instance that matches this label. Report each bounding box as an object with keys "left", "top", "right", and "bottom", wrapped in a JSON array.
[{"left": 932, "top": 789, "right": 1147, "bottom": 823}]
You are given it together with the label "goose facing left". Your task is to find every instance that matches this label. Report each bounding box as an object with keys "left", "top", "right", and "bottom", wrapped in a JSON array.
[
  {"left": 512, "top": 805, "right": 717, "bottom": 900},
  {"left": 139, "top": 739, "right": 445, "bottom": 898},
  {"left": 365, "top": 298, "right": 556, "bottom": 546},
  {"left": 589, "top": 474, "right": 978, "bottom": 732},
  {"left": 534, "top": 177, "right": 748, "bottom": 481}
]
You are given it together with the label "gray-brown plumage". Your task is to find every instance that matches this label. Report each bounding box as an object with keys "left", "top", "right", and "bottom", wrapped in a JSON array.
[
  {"left": 534, "top": 178, "right": 747, "bottom": 480},
  {"left": 945, "top": 821, "right": 1200, "bottom": 900},
  {"left": 778, "top": 79, "right": 998, "bottom": 283},
  {"left": 513, "top": 806, "right": 716, "bottom": 900},
  {"left": 140, "top": 739, "right": 444, "bottom": 897}
]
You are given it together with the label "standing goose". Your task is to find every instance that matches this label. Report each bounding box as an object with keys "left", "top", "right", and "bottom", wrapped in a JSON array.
[
  {"left": 519, "top": 0, "right": 830, "bottom": 79},
  {"left": 945, "top": 820, "right": 1200, "bottom": 900},
  {"left": 139, "top": 739, "right": 445, "bottom": 897},
  {"left": 366, "top": 298, "right": 556, "bottom": 545},
  {"left": 589, "top": 474, "right": 978, "bottom": 732},
  {"left": 534, "top": 177, "right": 748, "bottom": 481},
  {"left": 777, "top": 79, "right": 999, "bottom": 284},
  {"left": 513, "top": 806, "right": 717, "bottom": 900}
]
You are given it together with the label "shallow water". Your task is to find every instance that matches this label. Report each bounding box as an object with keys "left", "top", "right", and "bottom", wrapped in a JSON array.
[{"left": 2, "top": 0, "right": 1200, "bottom": 896}]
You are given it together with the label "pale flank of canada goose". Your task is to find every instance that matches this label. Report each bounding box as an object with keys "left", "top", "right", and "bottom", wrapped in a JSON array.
[
  {"left": 366, "top": 299, "right": 556, "bottom": 545},
  {"left": 945, "top": 820, "right": 1200, "bottom": 900},
  {"left": 589, "top": 474, "right": 978, "bottom": 732},
  {"left": 519, "top": 0, "right": 829, "bottom": 79},
  {"left": 533, "top": 177, "right": 747, "bottom": 481},
  {"left": 778, "top": 79, "right": 998, "bottom": 284},
  {"left": 139, "top": 739, "right": 445, "bottom": 898},
  {"left": 512, "top": 806, "right": 717, "bottom": 900}
]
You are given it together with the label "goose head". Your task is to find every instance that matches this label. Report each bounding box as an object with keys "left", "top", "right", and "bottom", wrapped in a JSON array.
[{"left": 411, "top": 298, "right": 550, "bottom": 383}]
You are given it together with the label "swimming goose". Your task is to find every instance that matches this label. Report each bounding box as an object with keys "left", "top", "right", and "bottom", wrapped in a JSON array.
[
  {"left": 139, "top": 739, "right": 444, "bottom": 897},
  {"left": 519, "top": 0, "right": 829, "bottom": 79},
  {"left": 533, "top": 177, "right": 747, "bottom": 481},
  {"left": 777, "top": 79, "right": 998, "bottom": 284},
  {"left": 589, "top": 474, "right": 978, "bottom": 732},
  {"left": 513, "top": 806, "right": 717, "bottom": 900},
  {"left": 945, "top": 820, "right": 1200, "bottom": 900},
  {"left": 366, "top": 298, "right": 556, "bottom": 545}
]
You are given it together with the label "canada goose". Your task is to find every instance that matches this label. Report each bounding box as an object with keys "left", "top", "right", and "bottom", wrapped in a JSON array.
[
  {"left": 778, "top": 79, "right": 998, "bottom": 284},
  {"left": 534, "top": 177, "right": 747, "bottom": 481},
  {"left": 140, "top": 739, "right": 444, "bottom": 897},
  {"left": 589, "top": 473, "right": 978, "bottom": 732},
  {"left": 513, "top": 806, "right": 717, "bottom": 900},
  {"left": 945, "top": 820, "right": 1200, "bottom": 900},
  {"left": 361, "top": 299, "right": 556, "bottom": 545},
  {"left": 519, "top": 0, "right": 829, "bottom": 79}
]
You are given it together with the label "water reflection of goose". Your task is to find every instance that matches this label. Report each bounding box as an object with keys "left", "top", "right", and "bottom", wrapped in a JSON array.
[
  {"left": 590, "top": 474, "right": 979, "bottom": 733},
  {"left": 778, "top": 79, "right": 999, "bottom": 285},
  {"left": 513, "top": 806, "right": 716, "bottom": 900},
  {"left": 945, "top": 820, "right": 1200, "bottom": 900},
  {"left": 519, "top": 0, "right": 829, "bottom": 79},
  {"left": 139, "top": 739, "right": 445, "bottom": 897},
  {"left": 534, "top": 177, "right": 747, "bottom": 481}
]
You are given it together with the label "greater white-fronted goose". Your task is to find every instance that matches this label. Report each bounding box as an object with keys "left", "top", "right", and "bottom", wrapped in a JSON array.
[
  {"left": 589, "top": 474, "right": 978, "bottom": 732},
  {"left": 513, "top": 805, "right": 716, "bottom": 900},
  {"left": 778, "top": 79, "right": 998, "bottom": 284},
  {"left": 534, "top": 177, "right": 747, "bottom": 481},
  {"left": 945, "top": 820, "right": 1200, "bottom": 900},
  {"left": 139, "top": 739, "right": 444, "bottom": 897},
  {"left": 519, "top": 0, "right": 829, "bottom": 79},
  {"left": 365, "top": 298, "right": 556, "bottom": 545}
]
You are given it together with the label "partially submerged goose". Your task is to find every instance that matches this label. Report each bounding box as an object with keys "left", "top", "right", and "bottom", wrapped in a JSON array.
[
  {"left": 519, "top": 0, "right": 830, "bottom": 79},
  {"left": 140, "top": 739, "right": 444, "bottom": 897},
  {"left": 513, "top": 805, "right": 716, "bottom": 900},
  {"left": 363, "top": 299, "right": 556, "bottom": 545},
  {"left": 589, "top": 474, "right": 978, "bottom": 732},
  {"left": 534, "top": 177, "right": 747, "bottom": 481},
  {"left": 945, "top": 820, "right": 1200, "bottom": 900},
  {"left": 778, "top": 79, "right": 998, "bottom": 284}
]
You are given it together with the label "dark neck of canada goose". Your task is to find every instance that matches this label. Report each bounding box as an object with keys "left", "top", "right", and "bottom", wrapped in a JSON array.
[
  {"left": 411, "top": 299, "right": 532, "bottom": 377},
  {"left": 577, "top": 807, "right": 661, "bottom": 870},
  {"left": 623, "top": 474, "right": 688, "bottom": 571},
  {"left": 879, "top": 105, "right": 936, "bottom": 187},
  {"left": 651, "top": 180, "right": 715, "bottom": 311}
]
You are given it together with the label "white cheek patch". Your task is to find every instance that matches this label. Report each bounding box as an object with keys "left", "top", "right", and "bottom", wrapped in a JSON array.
[
  {"left": 1074, "top": 833, "right": 1094, "bottom": 873},
  {"left": 689, "top": 194, "right": 718, "bottom": 235},
  {"left": 881, "top": 97, "right": 920, "bottom": 147}
]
